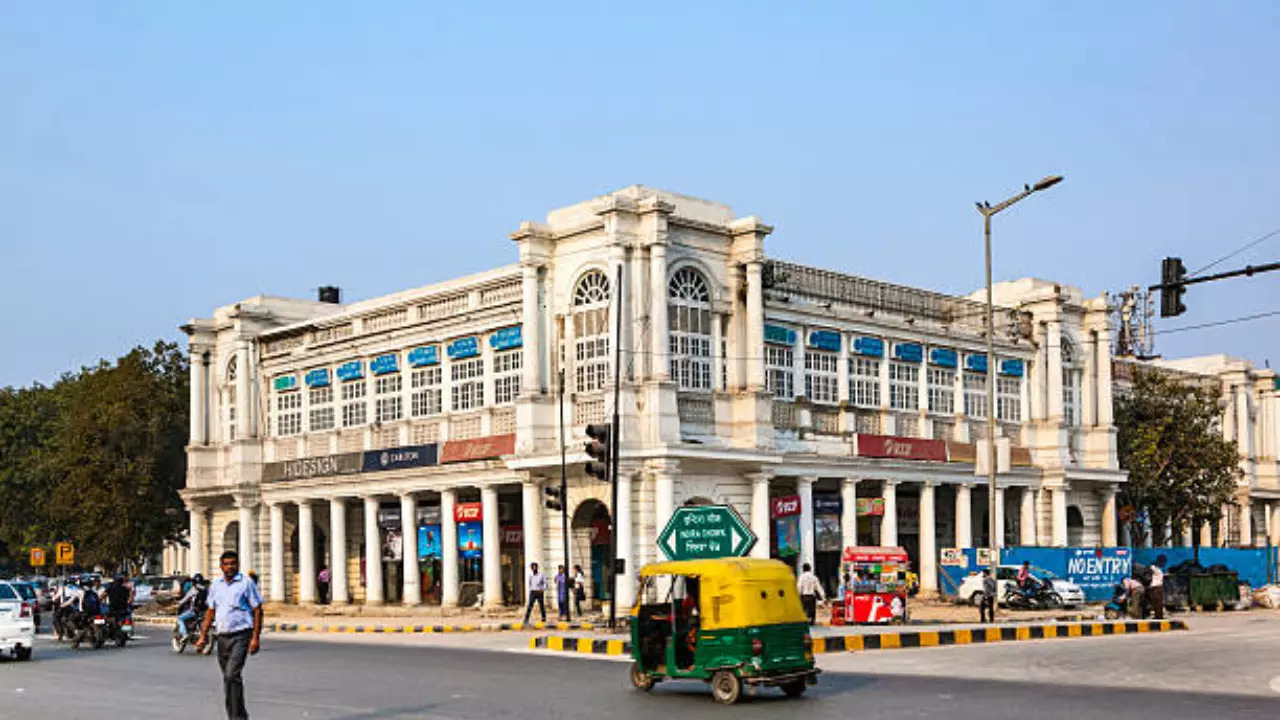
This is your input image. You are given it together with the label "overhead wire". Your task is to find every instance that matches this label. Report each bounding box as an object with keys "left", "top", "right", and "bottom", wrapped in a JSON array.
[
  {"left": 1186, "top": 224, "right": 1280, "bottom": 278},
  {"left": 1151, "top": 310, "right": 1280, "bottom": 337}
]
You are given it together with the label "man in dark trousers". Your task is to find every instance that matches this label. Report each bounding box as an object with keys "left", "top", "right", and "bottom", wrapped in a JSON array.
[
  {"left": 523, "top": 562, "right": 547, "bottom": 624},
  {"left": 1149, "top": 555, "right": 1167, "bottom": 620},
  {"left": 979, "top": 569, "right": 997, "bottom": 623},
  {"left": 796, "top": 563, "right": 825, "bottom": 624},
  {"left": 317, "top": 565, "right": 331, "bottom": 605},
  {"left": 197, "top": 551, "right": 264, "bottom": 720}
]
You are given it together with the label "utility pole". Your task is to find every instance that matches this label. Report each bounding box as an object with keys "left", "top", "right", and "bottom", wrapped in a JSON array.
[
  {"left": 608, "top": 263, "right": 623, "bottom": 630},
  {"left": 557, "top": 368, "right": 570, "bottom": 619}
]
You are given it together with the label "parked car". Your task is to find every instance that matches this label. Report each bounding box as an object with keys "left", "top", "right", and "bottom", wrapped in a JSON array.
[
  {"left": 956, "top": 565, "right": 1085, "bottom": 608},
  {"left": 0, "top": 581, "right": 36, "bottom": 660},
  {"left": 9, "top": 582, "right": 42, "bottom": 629}
]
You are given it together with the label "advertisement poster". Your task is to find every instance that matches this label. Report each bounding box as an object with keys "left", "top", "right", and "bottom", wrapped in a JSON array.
[
  {"left": 458, "top": 522, "right": 483, "bottom": 558},
  {"left": 940, "top": 548, "right": 966, "bottom": 567},
  {"left": 856, "top": 498, "right": 885, "bottom": 516},
  {"left": 382, "top": 528, "right": 403, "bottom": 562},
  {"left": 418, "top": 524, "right": 442, "bottom": 561},
  {"left": 815, "top": 515, "right": 842, "bottom": 552},
  {"left": 775, "top": 515, "right": 800, "bottom": 557}
]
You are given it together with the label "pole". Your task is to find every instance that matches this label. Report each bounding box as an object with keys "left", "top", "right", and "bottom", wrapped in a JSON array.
[
  {"left": 558, "top": 368, "right": 570, "bottom": 619},
  {"left": 984, "top": 211, "right": 1000, "bottom": 619},
  {"left": 609, "top": 263, "right": 623, "bottom": 629}
]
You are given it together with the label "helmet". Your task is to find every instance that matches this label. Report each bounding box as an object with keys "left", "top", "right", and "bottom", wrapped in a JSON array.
[{"left": 192, "top": 573, "right": 205, "bottom": 584}]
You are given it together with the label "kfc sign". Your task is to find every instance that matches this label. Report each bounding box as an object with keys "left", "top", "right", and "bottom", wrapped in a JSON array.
[
  {"left": 856, "top": 434, "right": 947, "bottom": 462},
  {"left": 454, "top": 502, "right": 483, "bottom": 523},
  {"left": 771, "top": 495, "right": 802, "bottom": 519}
]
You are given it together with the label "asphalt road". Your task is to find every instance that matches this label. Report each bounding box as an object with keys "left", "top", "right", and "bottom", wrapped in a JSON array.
[{"left": 1, "top": 619, "right": 1277, "bottom": 720}]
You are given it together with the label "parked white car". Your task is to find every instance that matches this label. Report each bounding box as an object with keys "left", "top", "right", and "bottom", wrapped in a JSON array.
[
  {"left": 0, "top": 581, "right": 36, "bottom": 661},
  {"left": 956, "top": 565, "right": 1086, "bottom": 608}
]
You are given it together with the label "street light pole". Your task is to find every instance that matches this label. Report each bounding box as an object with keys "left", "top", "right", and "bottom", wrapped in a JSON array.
[{"left": 976, "top": 175, "right": 1062, "bottom": 620}]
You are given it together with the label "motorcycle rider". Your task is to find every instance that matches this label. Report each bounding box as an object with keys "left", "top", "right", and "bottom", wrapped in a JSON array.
[
  {"left": 1016, "top": 561, "right": 1036, "bottom": 599},
  {"left": 176, "top": 574, "right": 209, "bottom": 640},
  {"left": 107, "top": 574, "right": 132, "bottom": 622}
]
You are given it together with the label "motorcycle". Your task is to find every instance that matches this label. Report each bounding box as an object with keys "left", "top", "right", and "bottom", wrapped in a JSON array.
[
  {"left": 103, "top": 614, "right": 134, "bottom": 648},
  {"left": 1001, "top": 580, "right": 1063, "bottom": 611},
  {"left": 171, "top": 613, "right": 213, "bottom": 655},
  {"left": 68, "top": 612, "right": 107, "bottom": 650}
]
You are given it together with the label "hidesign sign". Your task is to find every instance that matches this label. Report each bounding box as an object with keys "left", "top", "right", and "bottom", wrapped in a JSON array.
[
  {"left": 407, "top": 346, "right": 440, "bottom": 367},
  {"left": 771, "top": 495, "right": 802, "bottom": 518},
  {"left": 337, "top": 360, "right": 364, "bottom": 382},
  {"left": 370, "top": 353, "right": 400, "bottom": 376},
  {"left": 263, "top": 452, "right": 363, "bottom": 482},
  {"left": 855, "top": 434, "right": 948, "bottom": 462},
  {"left": 439, "top": 434, "right": 517, "bottom": 464},
  {"left": 454, "top": 502, "right": 483, "bottom": 523},
  {"left": 361, "top": 444, "right": 438, "bottom": 473},
  {"left": 305, "top": 368, "right": 331, "bottom": 387},
  {"left": 447, "top": 336, "right": 479, "bottom": 360},
  {"left": 489, "top": 326, "right": 523, "bottom": 351}
]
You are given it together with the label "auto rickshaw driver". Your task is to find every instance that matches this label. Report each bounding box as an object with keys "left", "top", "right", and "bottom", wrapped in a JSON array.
[{"left": 673, "top": 576, "right": 700, "bottom": 669}]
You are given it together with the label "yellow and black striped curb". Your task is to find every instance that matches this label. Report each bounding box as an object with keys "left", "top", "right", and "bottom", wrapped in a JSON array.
[
  {"left": 134, "top": 616, "right": 594, "bottom": 634},
  {"left": 530, "top": 619, "right": 1188, "bottom": 657}
]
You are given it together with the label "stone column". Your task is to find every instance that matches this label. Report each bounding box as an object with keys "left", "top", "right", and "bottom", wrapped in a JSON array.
[
  {"left": 994, "top": 486, "right": 1006, "bottom": 548},
  {"left": 651, "top": 243, "right": 670, "bottom": 381},
  {"left": 1082, "top": 330, "right": 1098, "bottom": 427},
  {"left": 840, "top": 478, "right": 859, "bottom": 549},
  {"left": 1051, "top": 487, "right": 1068, "bottom": 547},
  {"left": 188, "top": 504, "right": 206, "bottom": 577},
  {"left": 298, "top": 501, "right": 317, "bottom": 604},
  {"left": 329, "top": 498, "right": 349, "bottom": 604},
  {"left": 919, "top": 481, "right": 937, "bottom": 593},
  {"left": 1100, "top": 488, "right": 1118, "bottom": 547},
  {"left": 268, "top": 503, "right": 285, "bottom": 603},
  {"left": 1095, "top": 328, "right": 1114, "bottom": 426},
  {"left": 1046, "top": 322, "right": 1064, "bottom": 421},
  {"left": 880, "top": 480, "right": 898, "bottom": 547},
  {"left": 190, "top": 348, "right": 207, "bottom": 445},
  {"left": 1020, "top": 488, "right": 1036, "bottom": 546},
  {"left": 236, "top": 498, "right": 256, "bottom": 573},
  {"left": 1239, "top": 500, "right": 1253, "bottom": 547},
  {"left": 1200, "top": 520, "right": 1213, "bottom": 549},
  {"left": 745, "top": 261, "right": 765, "bottom": 390},
  {"left": 955, "top": 484, "right": 973, "bottom": 548},
  {"left": 441, "top": 490, "right": 459, "bottom": 606},
  {"left": 400, "top": 493, "right": 421, "bottom": 605},
  {"left": 520, "top": 263, "right": 542, "bottom": 393},
  {"left": 653, "top": 460, "right": 677, "bottom": 550},
  {"left": 616, "top": 471, "right": 635, "bottom": 609},
  {"left": 363, "top": 496, "right": 384, "bottom": 605},
  {"left": 1269, "top": 502, "right": 1280, "bottom": 546},
  {"left": 798, "top": 477, "right": 816, "bottom": 568},
  {"left": 235, "top": 341, "right": 254, "bottom": 438},
  {"left": 522, "top": 477, "right": 544, "bottom": 574},
  {"left": 749, "top": 472, "right": 771, "bottom": 559},
  {"left": 481, "top": 486, "right": 501, "bottom": 607}
]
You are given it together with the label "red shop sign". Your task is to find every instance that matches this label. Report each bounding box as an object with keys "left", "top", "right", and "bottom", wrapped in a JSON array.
[
  {"left": 501, "top": 525, "right": 523, "bottom": 546},
  {"left": 771, "top": 494, "right": 802, "bottom": 519},
  {"left": 440, "top": 434, "right": 517, "bottom": 464},
  {"left": 856, "top": 434, "right": 947, "bottom": 462},
  {"left": 454, "top": 502, "right": 483, "bottom": 523}
]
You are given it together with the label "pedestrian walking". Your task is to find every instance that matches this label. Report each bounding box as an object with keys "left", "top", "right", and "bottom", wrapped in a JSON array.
[
  {"left": 523, "top": 562, "right": 547, "bottom": 624},
  {"left": 796, "top": 563, "right": 825, "bottom": 625},
  {"left": 1149, "top": 556, "right": 1166, "bottom": 620},
  {"left": 555, "top": 565, "right": 570, "bottom": 621},
  {"left": 572, "top": 564, "right": 586, "bottom": 617},
  {"left": 196, "top": 551, "right": 264, "bottom": 720},
  {"left": 317, "top": 565, "right": 331, "bottom": 604},
  {"left": 979, "top": 569, "right": 997, "bottom": 623}
]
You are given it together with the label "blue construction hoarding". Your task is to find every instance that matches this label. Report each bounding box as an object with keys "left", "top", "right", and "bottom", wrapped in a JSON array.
[
  {"left": 1133, "top": 546, "right": 1279, "bottom": 589},
  {"left": 939, "top": 547, "right": 1132, "bottom": 602}
]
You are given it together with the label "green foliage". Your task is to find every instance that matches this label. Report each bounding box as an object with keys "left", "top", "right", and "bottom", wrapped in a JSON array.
[
  {"left": 1115, "top": 367, "right": 1240, "bottom": 546},
  {"left": 0, "top": 341, "right": 188, "bottom": 572}
]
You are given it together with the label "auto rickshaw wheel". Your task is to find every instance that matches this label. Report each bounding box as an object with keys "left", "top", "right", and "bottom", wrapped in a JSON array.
[
  {"left": 710, "top": 670, "right": 742, "bottom": 704},
  {"left": 630, "top": 663, "right": 655, "bottom": 692},
  {"left": 781, "top": 679, "right": 807, "bottom": 698}
]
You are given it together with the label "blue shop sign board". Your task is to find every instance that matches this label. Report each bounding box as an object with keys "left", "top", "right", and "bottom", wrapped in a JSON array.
[
  {"left": 336, "top": 361, "right": 364, "bottom": 382},
  {"left": 965, "top": 354, "right": 988, "bottom": 373},
  {"left": 305, "top": 368, "right": 331, "bottom": 388},
  {"left": 852, "top": 336, "right": 884, "bottom": 357},
  {"left": 893, "top": 342, "right": 923, "bottom": 363},
  {"left": 489, "top": 326, "right": 523, "bottom": 351},
  {"left": 407, "top": 346, "right": 440, "bottom": 367},
  {"left": 929, "top": 348, "right": 958, "bottom": 368},
  {"left": 362, "top": 444, "right": 439, "bottom": 473},
  {"left": 370, "top": 353, "right": 400, "bottom": 376},
  {"left": 764, "top": 324, "right": 797, "bottom": 346},
  {"left": 1000, "top": 359, "right": 1025, "bottom": 377},
  {"left": 808, "top": 330, "right": 841, "bottom": 352},
  {"left": 448, "top": 336, "right": 480, "bottom": 360},
  {"left": 273, "top": 374, "right": 298, "bottom": 392}
]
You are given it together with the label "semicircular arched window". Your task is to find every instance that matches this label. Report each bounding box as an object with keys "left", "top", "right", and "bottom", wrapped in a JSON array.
[
  {"left": 572, "top": 270, "right": 611, "bottom": 392},
  {"left": 668, "top": 267, "right": 713, "bottom": 391}
]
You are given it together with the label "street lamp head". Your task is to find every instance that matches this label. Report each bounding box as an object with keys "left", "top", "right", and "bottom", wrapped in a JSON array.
[{"left": 1032, "top": 175, "right": 1064, "bottom": 192}]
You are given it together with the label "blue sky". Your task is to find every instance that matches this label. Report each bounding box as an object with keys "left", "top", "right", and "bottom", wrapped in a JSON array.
[{"left": 2, "top": 2, "right": 1278, "bottom": 387}]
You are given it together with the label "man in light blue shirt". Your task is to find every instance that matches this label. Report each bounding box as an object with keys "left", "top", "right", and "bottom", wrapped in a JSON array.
[{"left": 197, "top": 550, "right": 263, "bottom": 720}]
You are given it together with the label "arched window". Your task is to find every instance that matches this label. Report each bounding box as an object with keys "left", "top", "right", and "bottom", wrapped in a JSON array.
[
  {"left": 572, "top": 270, "right": 611, "bottom": 393},
  {"left": 668, "top": 267, "right": 713, "bottom": 391},
  {"left": 224, "top": 356, "right": 238, "bottom": 441},
  {"left": 1061, "top": 339, "right": 1081, "bottom": 426}
]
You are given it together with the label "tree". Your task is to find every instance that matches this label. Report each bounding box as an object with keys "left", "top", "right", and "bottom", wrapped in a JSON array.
[
  {"left": 0, "top": 381, "right": 63, "bottom": 571},
  {"left": 1115, "top": 366, "right": 1240, "bottom": 547}
]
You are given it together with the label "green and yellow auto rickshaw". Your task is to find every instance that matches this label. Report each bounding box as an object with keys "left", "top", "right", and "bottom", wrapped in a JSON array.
[{"left": 629, "top": 558, "right": 818, "bottom": 704}]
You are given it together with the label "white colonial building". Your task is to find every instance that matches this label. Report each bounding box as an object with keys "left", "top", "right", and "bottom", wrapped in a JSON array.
[{"left": 174, "top": 186, "right": 1126, "bottom": 608}]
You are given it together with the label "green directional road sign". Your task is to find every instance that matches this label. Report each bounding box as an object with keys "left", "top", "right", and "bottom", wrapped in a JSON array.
[{"left": 657, "top": 505, "right": 757, "bottom": 561}]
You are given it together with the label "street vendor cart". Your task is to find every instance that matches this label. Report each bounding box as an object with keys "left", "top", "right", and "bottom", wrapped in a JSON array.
[{"left": 831, "top": 546, "right": 911, "bottom": 625}]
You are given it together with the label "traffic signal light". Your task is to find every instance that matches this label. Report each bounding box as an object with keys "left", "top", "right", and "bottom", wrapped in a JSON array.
[
  {"left": 1160, "top": 257, "right": 1187, "bottom": 318},
  {"left": 584, "top": 423, "right": 612, "bottom": 482},
  {"left": 544, "top": 485, "right": 563, "bottom": 511}
]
